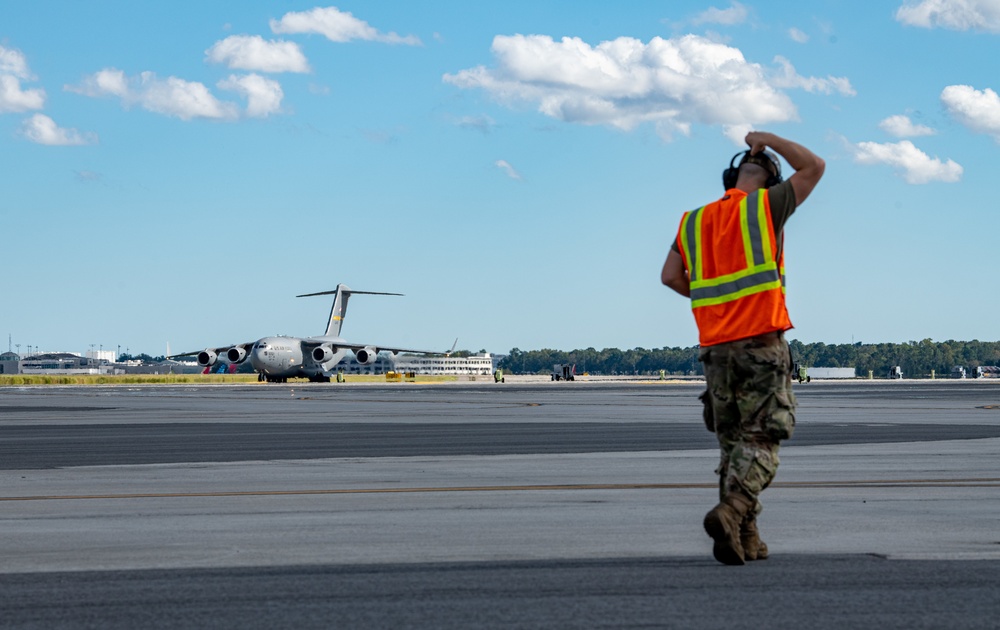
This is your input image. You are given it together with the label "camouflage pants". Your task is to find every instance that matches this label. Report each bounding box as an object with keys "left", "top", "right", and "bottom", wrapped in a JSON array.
[{"left": 699, "top": 332, "right": 796, "bottom": 514}]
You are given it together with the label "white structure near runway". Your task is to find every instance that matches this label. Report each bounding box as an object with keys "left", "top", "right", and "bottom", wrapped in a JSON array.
[
  {"left": 17, "top": 352, "right": 117, "bottom": 375},
  {"left": 336, "top": 352, "right": 496, "bottom": 376},
  {"left": 395, "top": 354, "right": 495, "bottom": 376},
  {"left": 806, "top": 367, "right": 856, "bottom": 379}
]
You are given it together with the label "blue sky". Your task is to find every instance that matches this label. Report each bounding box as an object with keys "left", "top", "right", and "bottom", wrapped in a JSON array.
[{"left": 3, "top": 1, "right": 1000, "bottom": 357}]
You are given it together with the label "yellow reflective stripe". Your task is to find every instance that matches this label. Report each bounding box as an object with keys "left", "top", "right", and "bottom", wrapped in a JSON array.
[
  {"left": 690, "top": 260, "right": 780, "bottom": 307},
  {"left": 692, "top": 279, "right": 783, "bottom": 308},
  {"left": 693, "top": 207, "right": 703, "bottom": 281},
  {"left": 681, "top": 206, "right": 705, "bottom": 281},
  {"left": 680, "top": 210, "right": 694, "bottom": 279},
  {"left": 756, "top": 190, "right": 773, "bottom": 262},
  {"left": 690, "top": 261, "right": 778, "bottom": 290},
  {"left": 739, "top": 197, "right": 753, "bottom": 268}
]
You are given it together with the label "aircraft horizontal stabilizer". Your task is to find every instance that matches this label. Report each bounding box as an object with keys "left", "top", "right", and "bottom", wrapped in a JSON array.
[{"left": 296, "top": 289, "right": 403, "bottom": 298}]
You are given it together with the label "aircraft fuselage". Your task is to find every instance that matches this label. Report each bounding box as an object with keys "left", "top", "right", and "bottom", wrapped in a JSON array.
[{"left": 249, "top": 336, "right": 349, "bottom": 381}]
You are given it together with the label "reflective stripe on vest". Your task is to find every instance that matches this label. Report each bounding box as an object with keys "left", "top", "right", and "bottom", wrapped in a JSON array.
[{"left": 680, "top": 190, "right": 784, "bottom": 309}]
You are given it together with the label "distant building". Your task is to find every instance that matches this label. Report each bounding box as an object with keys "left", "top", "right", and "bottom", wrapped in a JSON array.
[
  {"left": 116, "top": 360, "right": 203, "bottom": 375},
  {"left": 85, "top": 350, "right": 117, "bottom": 363},
  {"left": 19, "top": 352, "right": 113, "bottom": 375},
  {"left": 394, "top": 353, "right": 494, "bottom": 376},
  {"left": 333, "top": 352, "right": 496, "bottom": 376},
  {"left": 0, "top": 351, "right": 20, "bottom": 374}
]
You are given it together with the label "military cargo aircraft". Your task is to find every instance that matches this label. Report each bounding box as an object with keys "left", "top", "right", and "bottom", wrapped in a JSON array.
[{"left": 169, "top": 283, "right": 442, "bottom": 382}]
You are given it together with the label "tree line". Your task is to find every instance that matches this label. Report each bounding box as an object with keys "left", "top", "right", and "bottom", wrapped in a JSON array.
[{"left": 497, "top": 339, "right": 1000, "bottom": 378}]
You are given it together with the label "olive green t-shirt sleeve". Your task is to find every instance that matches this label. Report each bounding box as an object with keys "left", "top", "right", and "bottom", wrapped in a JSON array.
[
  {"left": 766, "top": 179, "right": 796, "bottom": 234},
  {"left": 670, "top": 180, "right": 798, "bottom": 254}
]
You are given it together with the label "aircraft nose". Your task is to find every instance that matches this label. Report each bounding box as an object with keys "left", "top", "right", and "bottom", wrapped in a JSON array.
[{"left": 249, "top": 345, "right": 265, "bottom": 369}]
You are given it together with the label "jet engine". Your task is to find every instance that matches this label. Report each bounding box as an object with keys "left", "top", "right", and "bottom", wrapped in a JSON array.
[
  {"left": 312, "top": 345, "right": 335, "bottom": 363},
  {"left": 355, "top": 347, "right": 378, "bottom": 364},
  {"left": 197, "top": 350, "right": 218, "bottom": 367},
  {"left": 227, "top": 347, "right": 247, "bottom": 363}
]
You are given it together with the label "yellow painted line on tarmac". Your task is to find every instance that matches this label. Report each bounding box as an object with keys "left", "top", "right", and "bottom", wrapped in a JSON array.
[{"left": 1, "top": 478, "right": 998, "bottom": 503}]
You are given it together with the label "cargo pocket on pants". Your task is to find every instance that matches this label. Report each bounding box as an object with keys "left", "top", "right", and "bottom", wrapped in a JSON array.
[
  {"left": 764, "top": 390, "right": 796, "bottom": 441},
  {"left": 743, "top": 448, "right": 780, "bottom": 496}
]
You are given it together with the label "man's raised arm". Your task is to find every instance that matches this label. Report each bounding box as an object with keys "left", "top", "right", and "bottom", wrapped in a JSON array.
[{"left": 745, "top": 131, "right": 825, "bottom": 205}]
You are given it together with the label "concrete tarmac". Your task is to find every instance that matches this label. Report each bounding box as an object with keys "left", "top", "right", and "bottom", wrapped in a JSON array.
[{"left": 1, "top": 380, "right": 998, "bottom": 627}]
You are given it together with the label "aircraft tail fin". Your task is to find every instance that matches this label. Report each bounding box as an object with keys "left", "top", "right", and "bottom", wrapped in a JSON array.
[{"left": 297, "top": 284, "right": 404, "bottom": 337}]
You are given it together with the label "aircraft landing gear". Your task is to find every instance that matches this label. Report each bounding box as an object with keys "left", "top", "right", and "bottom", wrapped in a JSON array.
[{"left": 308, "top": 374, "right": 331, "bottom": 383}]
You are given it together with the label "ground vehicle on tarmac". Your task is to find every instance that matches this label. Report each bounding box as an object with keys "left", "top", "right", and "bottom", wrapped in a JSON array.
[
  {"left": 552, "top": 364, "right": 576, "bottom": 381},
  {"left": 793, "top": 363, "right": 811, "bottom": 383}
]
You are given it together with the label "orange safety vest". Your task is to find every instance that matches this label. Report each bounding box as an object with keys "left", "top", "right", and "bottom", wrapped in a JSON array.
[{"left": 676, "top": 188, "right": 791, "bottom": 347}]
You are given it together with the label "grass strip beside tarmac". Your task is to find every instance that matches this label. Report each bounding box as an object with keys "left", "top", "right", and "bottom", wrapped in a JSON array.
[
  {"left": 0, "top": 374, "right": 461, "bottom": 386},
  {"left": 0, "top": 374, "right": 260, "bottom": 386}
]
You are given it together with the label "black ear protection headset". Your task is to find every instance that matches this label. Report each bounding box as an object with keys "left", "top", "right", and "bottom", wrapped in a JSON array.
[{"left": 722, "top": 150, "right": 783, "bottom": 190}]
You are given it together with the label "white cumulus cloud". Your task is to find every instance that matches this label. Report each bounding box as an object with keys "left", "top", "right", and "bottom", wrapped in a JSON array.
[
  {"left": 722, "top": 124, "right": 753, "bottom": 145},
  {"left": 0, "top": 44, "right": 34, "bottom": 79},
  {"left": 218, "top": 74, "right": 284, "bottom": 117},
  {"left": 879, "top": 114, "right": 936, "bottom": 137},
  {"left": 941, "top": 84, "right": 1000, "bottom": 141},
  {"left": 0, "top": 45, "right": 45, "bottom": 113},
  {"left": 853, "top": 139, "right": 962, "bottom": 184},
  {"left": 770, "top": 56, "right": 856, "bottom": 96},
  {"left": 137, "top": 73, "right": 240, "bottom": 120},
  {"left": 691, "top": 2, "right": 749, "bottom": 25},
  {"left": 20, "top": 113, "right": 96, "bottom": 146},
  {"left": 206, "top": 35, "right": 310, "bottom": 73},
  {"left": 68, "top": 68, "right": 128, "bottom": 98},
  {"left": 495, "top": 159, "right": 522, "bottom": 180},
  {"left": 896, "top": 0, "right": 1000, "bottom": 32},
  {"left": 0, "top": 74, "right": 45, "bottom": 112},
  {"left": 444, "top": 34, "right": 804, "bottom": 140},
  {"left": 270, "top": 6, "right": 421, "bottom": 45},
  {"left": 67, "top": 68, "right": 241, "bottom": 121},
  {"left": 788, "top": 27, "right": 809, "bottom": 43}
]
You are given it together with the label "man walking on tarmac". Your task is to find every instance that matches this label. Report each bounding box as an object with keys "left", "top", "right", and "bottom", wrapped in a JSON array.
[{"left": 661, "top": 131, "right": 825, "bottom": 565}]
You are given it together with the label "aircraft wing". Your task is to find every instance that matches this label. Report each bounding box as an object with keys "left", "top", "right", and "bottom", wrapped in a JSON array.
[
  {"left": 303, "top": 338, "right": 447, "bottom": 356},
  {"left": 346, "top": 343, "right": 446, "bottom": 355},
  {"left": 167, "top": 342, "right": 256, "bottom": 361}
]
